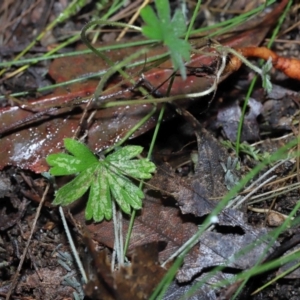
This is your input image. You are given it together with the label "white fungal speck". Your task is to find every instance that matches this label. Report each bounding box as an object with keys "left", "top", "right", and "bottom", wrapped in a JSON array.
[{"left": 209, "top": 215, "right": 219, "bottom": 224}]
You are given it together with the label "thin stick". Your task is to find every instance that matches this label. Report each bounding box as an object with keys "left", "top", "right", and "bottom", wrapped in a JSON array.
[
  {"left": 116, "top": 0, "right": 150, "bottom": 41},
  {"left": 59, "top": 207, "right": 88, "bottom": 284},
  {"left": 231, "top": 175, "right": 276, "bottom": 209},
  {"left": 111, "top": 200, "right": 117, "bottom": 271}
]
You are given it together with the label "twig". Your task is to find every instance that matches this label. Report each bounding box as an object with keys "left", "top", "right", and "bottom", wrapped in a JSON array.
[
  {"left": 59, "top": 207, "right": 88, "bottom": 284},
  {"left": 116, "top": 0, "right": 150, "bottom": 41},
  {"left": 231, "top": 175, "right": 277, "bottom": 209}
]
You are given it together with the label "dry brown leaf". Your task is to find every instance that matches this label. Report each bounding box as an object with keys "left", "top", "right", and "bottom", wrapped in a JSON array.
[{"left": 84, "top": 240, "right": 167, "bottom": 300}]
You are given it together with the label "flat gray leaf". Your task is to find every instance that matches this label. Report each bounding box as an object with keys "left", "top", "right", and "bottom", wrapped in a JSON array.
[{"left": 177, "top": 228, "right": 278, "bottom": 282}]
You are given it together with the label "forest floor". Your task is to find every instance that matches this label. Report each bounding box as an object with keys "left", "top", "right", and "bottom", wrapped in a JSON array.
[{"left": 1, "top": 0, "right": 300, "bottom": 299}]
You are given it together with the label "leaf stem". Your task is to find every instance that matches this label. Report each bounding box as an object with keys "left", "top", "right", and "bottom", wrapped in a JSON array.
[{"left": 59, "top": 207, "right": 88, "bottom": 284}]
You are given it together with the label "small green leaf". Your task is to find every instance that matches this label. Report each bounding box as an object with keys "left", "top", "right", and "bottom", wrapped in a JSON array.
[
  {"left": 46, "top": 153, "right": 89, "bottom": 175},
  {"left": 109, "top": 159, "right": 156, "bottom": 179},
  {"left": 47, "top": 139, "right": 156, "bottom": 222},
  {"left": 171, "top": 9, "right": 187, "bottom": 37},
  {"left": 86, "top": 165, "right": 112, "bottom": 222},
  {"left": 156, "top": 0, "right": 171, "bottom": 25},
  {"left": 52, "top": 165, "right": 97, "bottom": 205},
  {"left": 140, "top": 0, "right": 191, "bottom": 80},
  {"left": 107, "top": 145, "right": 143, "bottom": 162},
  {"left": 261, "top": 58, "right": 273, "bottom": 93},
  {"left": 107, "top": 171, "right": 144, "bottom": 214},
  {"left": 140, "top": 6, "right": 162, "bottom": 40},
  {"left": 64, "top": 138, "right": 98, "bottom": 165}
]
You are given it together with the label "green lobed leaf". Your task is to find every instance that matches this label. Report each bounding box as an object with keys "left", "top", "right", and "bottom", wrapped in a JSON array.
[
  {"left": 52, "top": 165, "right": 97, "bottom": 205},
  {"left": 142, "top": 25, "right": 162, "bottom": 41},
  {"left": 140, "top": 5, "right": 159, "bottom": 29},
  {"left": 111, "top": 171, "right": 144, "bottom": 199},
  {"left": 120, "top": 187, "right": 142, "bottom": 211},
  {"left": 48, "top": 139, "right": 155, "bottom": 222},
  {"left": 174, "top": 39, "right": 191, "bottom": 61},
  {"left": 155, "top": 0, "right": 171, "bottom": 25},
  {"left": 108, "top": 173, "right": 131, "bottom": 214},
  {"left": 140, "top": 6, "right": 163, "bottom": 40},
  {"left": 171, "top": 9, "right": 187, "bottom": 37},
  {"left": 108, "top": 159, "right": 156, "bottom": 179},
  {"left": 85, "top": 165, "right": 112, "bottom": 222},
  {"left": 114, "top": 172, "right": 144, "bottom": 208},
  {"left": 99, "top": 167, "right": 112, "bottom": 220},
  {"left": 107, "top": 171, "right": 144, "bottom": 214},
  {"left": 140, "top": 0, "right": 191, "bottom": 80},
  {"left": 46, "top": 153, "right": 90, "bottom": 175},
  {"left": 64, "top": 138, "right": 98, "bottom": 166},
  {"left": 119, "top": 176, "right": 144, "bottom": 209},
  {"left": 170, "top": 49, "right": 186, "bottom": 80},
  {"left": 106, "top": 145, "right": 143, "bottom": 162}
]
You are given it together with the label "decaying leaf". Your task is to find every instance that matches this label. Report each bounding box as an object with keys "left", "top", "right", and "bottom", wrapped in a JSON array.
[
  {"left": 261, "top": 97, "right": 297, "bottom": 132},
  {"left": 215, "top": 98, "right": 262, "bottom": 142},
  {"left": 0, "top": 97, "right": 155, "bottom": 173},
  {"left": 176, "top": 126, "right": 279, "bottom": 282},
  {"left": 177, "top": 228, "right": 276, "bottom": 282},
  {"left": 143, "top": 121, "right": 279, "bottom": 289},
  {"left": 84, "top": 239, "right": 167, "bottom": 300},
  {"left": 176, "top": 128, "right": 229, "bottom": 215},
  {"left": 162, "top": 279, "right": 220, "bottom": 300}
]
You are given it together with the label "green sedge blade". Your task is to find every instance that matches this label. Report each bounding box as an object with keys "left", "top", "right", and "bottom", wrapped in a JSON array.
[{"left": 57, "top": 0, "right": 88, "bottom": 23}]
